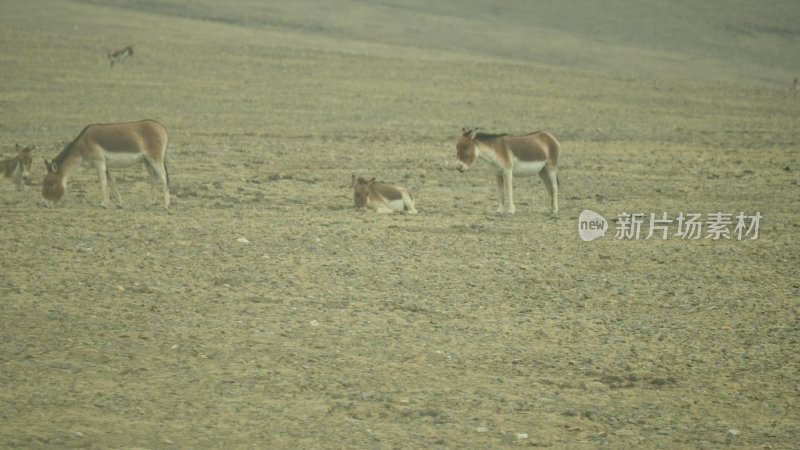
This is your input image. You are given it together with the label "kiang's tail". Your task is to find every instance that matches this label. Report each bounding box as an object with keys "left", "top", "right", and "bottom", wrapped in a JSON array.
[
  {"left": 164, "top": 156, "right": 170, "bottom": 188},
  {"left": 162, "top": 133, "right": 171, "bottom": 189}
]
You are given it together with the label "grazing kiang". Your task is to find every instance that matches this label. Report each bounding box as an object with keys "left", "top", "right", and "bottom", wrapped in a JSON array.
[
  {"left": 42, "top": 120, "right": 170, "bottom": 209},
  {"left": 107, "top": 46, "right": 133, "bottom": 67},
  {"left": 1, "top": 144, "right": 34, "bottom": 190},
  {"left": 352, "top": 175, "right": 417, "bottom": 214},
  {"left": 455, "top": 128, "right": 560, "bottom": 214}
]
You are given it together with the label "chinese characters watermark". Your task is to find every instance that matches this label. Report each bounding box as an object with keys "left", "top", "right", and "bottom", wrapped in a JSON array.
[{"left": 578, "top": 210, "right": 762, "bottom": 241}]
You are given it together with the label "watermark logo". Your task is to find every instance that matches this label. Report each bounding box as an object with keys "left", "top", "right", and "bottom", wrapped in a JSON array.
[
  {"left": 578, "top": 209, "right": 609, "bottom": 241},
  {"left": 578, "top": 211, "right": 763, "bottom": 241}
]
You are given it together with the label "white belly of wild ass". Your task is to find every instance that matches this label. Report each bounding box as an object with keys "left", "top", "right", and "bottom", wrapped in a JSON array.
[
  {"left": 508, "top": 160, "right": 546, "bottom": 176},
  {"left": 105, "top": 152, "right": 147, "bottom": 169}
]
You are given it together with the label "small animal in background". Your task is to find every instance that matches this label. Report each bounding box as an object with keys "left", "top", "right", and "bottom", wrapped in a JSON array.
[
  {"left": 1, "top": 144, "right": 34, "bottom": 190},
  {"left": 107, "top": 46, "right": 134, "bottom": 67},
  {"left": 352, "top": 175, "right": 417, "bottom": 214}
]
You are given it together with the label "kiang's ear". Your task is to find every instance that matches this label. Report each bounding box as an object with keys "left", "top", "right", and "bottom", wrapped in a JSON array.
[
  {"left": 369, "top": 177, "right": 376, "bottom": 184},
  {"left": 16, "top": 143, "right": 20, "bottom": 150},
  {"left": 45, "top": 159, "right": 57, "bottom": 173},
  {"left": 351, "top": 174, "right": 356, "bottom": 185},
  {"left": 469, "top": 128, "right": 479, "bottom": 140}
]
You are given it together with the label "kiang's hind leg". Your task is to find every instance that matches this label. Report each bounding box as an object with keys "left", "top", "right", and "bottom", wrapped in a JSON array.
[
  {"left": 539, "top": 166, "right": 558, "bottom": 214},
  {"left": 145, "top": 157, "right": 170, "bottom": 209},
  {"left": 374, "top": 202, "right": 395, "bottom": 214},
  {"left": 144, "top": 161, "right": 159, "bottom": 190},
  {"left": 402, "top": 190, "right": 418, "bottom": 214},
  {"left": 495, "top": 173, "right": 506, "bottom": 212}
]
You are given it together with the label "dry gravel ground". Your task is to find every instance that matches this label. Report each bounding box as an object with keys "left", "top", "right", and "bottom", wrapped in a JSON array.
[{"left": 1, "top": 1, "right": 799, "bottom": 448}]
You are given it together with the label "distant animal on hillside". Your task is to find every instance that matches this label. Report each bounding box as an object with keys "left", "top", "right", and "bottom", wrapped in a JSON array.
[
  {"left": 107, "top": 46, "right": 134, "bottom": 67},
  {"left": 455, "top": 128, "right": 560, "bottom": 214},
  {"left": 42, "top": 120, "right": 170, "bottom": 209},
  {"left": 1, "top": 144, "right": 34, "bottom": 190},
  {"left": 352, "top": 175, "right": 417, "bottom": 214}
]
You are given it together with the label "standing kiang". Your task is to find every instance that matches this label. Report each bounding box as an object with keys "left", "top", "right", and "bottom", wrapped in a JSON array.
[
  {"left": 1, "top": 144, "right": 34, "bottom": 190},
  {"left": 455, "top": 128, "right": 559, "bottom": 214},
  {"left": 42, "top": 120, "right": 170, "bottom": 209},
  {"left": 107, "top": 46, "right": 133, "bottom": 67}
]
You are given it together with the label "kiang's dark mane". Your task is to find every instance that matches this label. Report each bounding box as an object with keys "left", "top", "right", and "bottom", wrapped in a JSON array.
[
  {"left": 474, "top": 132, "right": 507, "bottom": 140},
  {"left": 53, "top": 124, "right": 92, "bottom": 166},
  {"left": 476, "top": 130, "right": 542, "bottom": 140}
]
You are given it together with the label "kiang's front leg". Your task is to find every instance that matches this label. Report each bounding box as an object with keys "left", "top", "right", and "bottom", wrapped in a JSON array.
[
  {"left": 106, "top": 169, "right": 124, "bottom": 208},
  {"left": 495, "top": 173, "right": 506, "bottom": 213},
  {"left": 539, "top": 166, "right": 558, "bottom": 214},
  {"left": 94, "top": 160, "right": 112, "bottom": 208},
  {"left": 503, "top": 170, "right": 515, "bottom": 214}
]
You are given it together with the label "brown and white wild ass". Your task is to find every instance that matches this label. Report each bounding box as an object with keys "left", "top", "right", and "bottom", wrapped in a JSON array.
[
  {"left": 1, "top": 144, "right": 34, "bottom": 190},
  {"left": 455, "top": 128, "right": 559, "bottom": 214},
  {"left": 352, "top": 175, "right": 417, "bottom": 214},
  {"left": 42, "top": 120, "right": 170, "bottom": 209},
  {"left": 107, "top": 46, "right": 134, "bottom": 67}
]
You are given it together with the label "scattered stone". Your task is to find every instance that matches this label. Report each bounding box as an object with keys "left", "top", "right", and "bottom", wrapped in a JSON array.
[
  {"left": 614, "top": 428, "right": 637, "bottom": 437},
  {"left": 236, "top": 237, "right": 250, "bottom": 244},
  {"left": 499, "top": 432, "right": 528, "bottom": 444},
  {"left": 49, "top": 362, "right": 72, "bottom": 370},
  {"left": 500, "top": 433, "right": 517, "bottom": 444},
  {"left": 310, "top": 320, "right": 320, "bottom": 327},
  {"left": 476, "top": 426, "right": 489, "bottom": 433}
]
